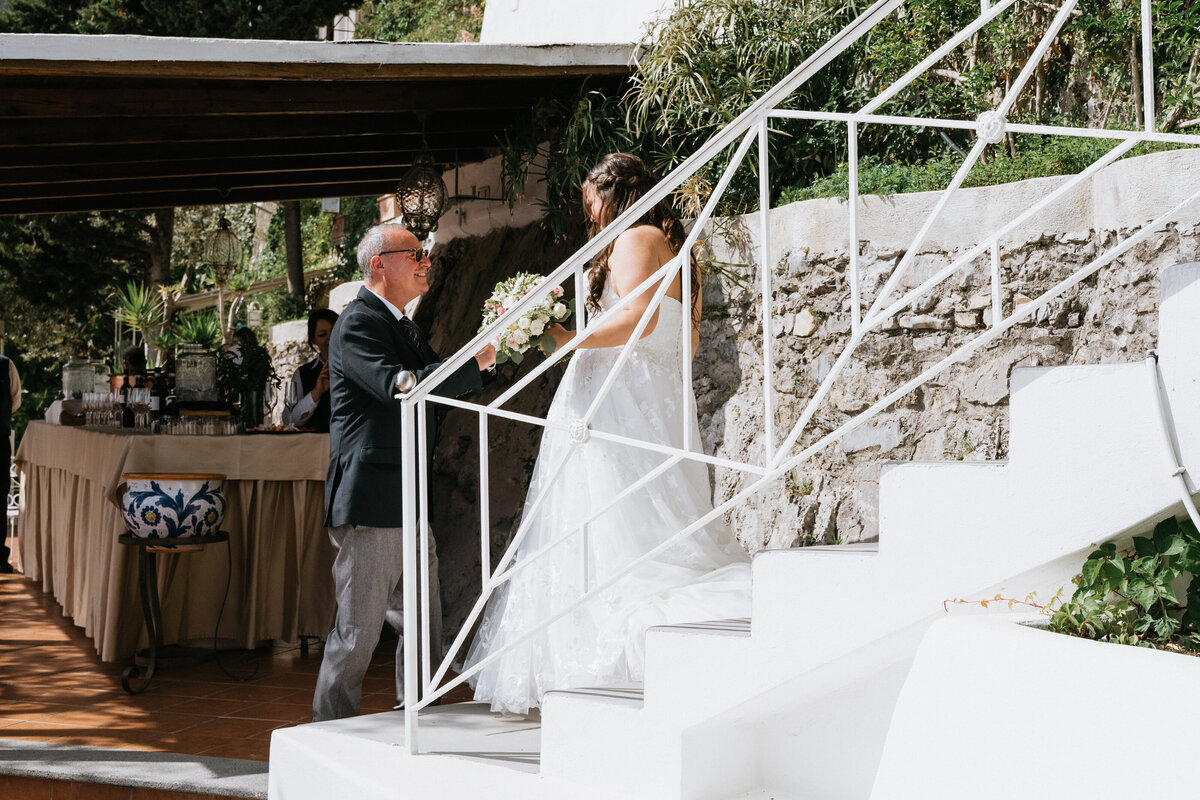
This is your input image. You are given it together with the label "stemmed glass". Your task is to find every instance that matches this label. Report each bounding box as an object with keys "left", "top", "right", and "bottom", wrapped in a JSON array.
[{"left": 131, "top": 388, "right": 152, "bottom": 430}]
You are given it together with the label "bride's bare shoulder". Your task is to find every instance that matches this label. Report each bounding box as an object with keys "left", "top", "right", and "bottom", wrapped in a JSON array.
[{"left": 613, "top": 224, "right": 670, "bottom": 250}]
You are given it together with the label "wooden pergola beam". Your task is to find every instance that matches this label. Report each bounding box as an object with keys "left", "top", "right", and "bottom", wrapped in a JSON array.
[
  {"left": 0, "top": 76, "right": 577, "bottom": 119},
  {"left": 0, "top": 180, "right": 401, "bottom": 215},
  {"left": 0, "top": 141, "right": 494, "bottom": 185},
  {"left": 0, "top": 35, "right": 634, "bottom": 216}
]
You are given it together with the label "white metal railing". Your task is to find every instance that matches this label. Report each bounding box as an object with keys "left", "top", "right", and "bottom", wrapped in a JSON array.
[{"left": 396, "top": 0, "right": 1200, "bottom": 752}]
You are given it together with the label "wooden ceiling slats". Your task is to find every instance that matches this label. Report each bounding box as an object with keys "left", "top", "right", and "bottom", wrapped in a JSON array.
[
  {"left": 0, "top": 141, "right": 488, "bottom": 183},
  {"left": 0, "top": 36, "right": 631, "bottom": 214},
  {"left": 0, "top": 180, "right": 402, "bottom": 215}
]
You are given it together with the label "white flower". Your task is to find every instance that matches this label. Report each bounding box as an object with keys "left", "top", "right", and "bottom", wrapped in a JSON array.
[
  {"left": 530, "top": 319, "right": 545, "bottom": 336},
  {"left": 518, "top": 316, "right": 531, "bottom": 330},
  {"left": 509, "top": 330, "right": 529, "bottom": 346},
  {"left": 553, "top": 302, "right": 568, "bottom": 317}
]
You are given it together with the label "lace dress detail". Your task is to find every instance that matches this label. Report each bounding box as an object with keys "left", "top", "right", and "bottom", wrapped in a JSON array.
[{"left": 465, "top": 279, "right": 752, "bottom": 715}]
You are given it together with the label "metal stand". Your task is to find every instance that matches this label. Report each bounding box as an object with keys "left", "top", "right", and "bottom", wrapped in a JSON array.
[{"left": 119, "top": 531, "right": 230, "bottom": 694}]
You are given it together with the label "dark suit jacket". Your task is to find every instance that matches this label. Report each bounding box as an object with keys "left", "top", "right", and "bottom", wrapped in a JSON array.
[{"left": 323, "top": 287, "right": 484, "bottom": 528}]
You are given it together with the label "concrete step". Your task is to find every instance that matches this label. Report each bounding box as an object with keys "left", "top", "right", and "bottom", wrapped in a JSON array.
[
  {"left": 544, "top": 682, "right": 645, "bottom": 709},
  {"left": 270, "top": 703, "right": 627, "bottom": 800},
  {"left": 0, "top": 739, "right": 268, "bottom": 799}
]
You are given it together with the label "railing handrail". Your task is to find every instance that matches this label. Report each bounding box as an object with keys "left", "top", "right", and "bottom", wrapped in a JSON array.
[
  {"left": 398, "top": 0, "right": 1200, "bottom": 755},
  {"left": 405, "top": 0, "right": 905, "bottom": 404}
]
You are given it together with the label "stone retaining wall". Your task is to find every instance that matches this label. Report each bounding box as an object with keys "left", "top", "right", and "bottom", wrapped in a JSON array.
[
  {"left": 308, "top": 148, "right": 1200, "bottom": 637},
  {"left": 697, "top": 148, "right": 1200, "bottom": 549}
]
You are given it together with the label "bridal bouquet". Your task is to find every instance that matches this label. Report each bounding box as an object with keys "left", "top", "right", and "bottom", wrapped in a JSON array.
[{"left": 480, "top": 272, "right": 574, "bottom": 364}]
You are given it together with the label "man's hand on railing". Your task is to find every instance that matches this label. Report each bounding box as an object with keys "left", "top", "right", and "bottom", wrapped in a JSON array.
[{"left": 474, "top": 344, "right": 497, "bottom": 371}]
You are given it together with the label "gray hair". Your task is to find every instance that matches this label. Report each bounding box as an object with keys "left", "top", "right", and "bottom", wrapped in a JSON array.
[{"left": 356, "top": 223, "right": 396, "bottom": 283}]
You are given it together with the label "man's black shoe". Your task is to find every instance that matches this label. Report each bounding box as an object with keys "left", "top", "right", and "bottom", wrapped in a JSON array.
[{"left": 393, "top": 696, "right": 442, "bottom": 712}]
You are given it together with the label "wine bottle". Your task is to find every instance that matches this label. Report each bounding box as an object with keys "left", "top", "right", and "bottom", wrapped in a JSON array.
[
  {"left": 149, "top": 369, "right": 163, "bottom": 417},
  {"left": 120, "top": 372, "right": 134, "bottom": 428}
]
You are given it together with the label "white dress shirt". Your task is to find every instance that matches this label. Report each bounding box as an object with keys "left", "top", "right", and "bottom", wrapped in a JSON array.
[{"left": 281, "top": 359, "right": 321, "bottom": 427}]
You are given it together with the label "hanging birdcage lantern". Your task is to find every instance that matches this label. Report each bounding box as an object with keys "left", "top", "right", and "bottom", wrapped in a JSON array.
[
  {"left": 396, "top": 150, "right": 449, "bottom": 242},
  {"left": 204, "top": 214, "right": 243, "bottom": 285}
]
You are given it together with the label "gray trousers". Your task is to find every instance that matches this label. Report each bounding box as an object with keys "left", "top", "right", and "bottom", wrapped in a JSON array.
[{"left": 312, "top": 523, "right": 442, "bottom": 722}]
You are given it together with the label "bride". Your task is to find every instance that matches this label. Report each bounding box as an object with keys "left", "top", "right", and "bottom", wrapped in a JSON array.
[{"left": 465, "top": 153, "right": 752, "bottom": 715}]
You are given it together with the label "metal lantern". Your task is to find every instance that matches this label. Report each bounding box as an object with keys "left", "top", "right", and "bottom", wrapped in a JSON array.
[
  {"left": 203, "top": 214, "right": 243, "bottom": 285},
  {"left": 395, "top": 151, "right": 448, "bottom": 241}
]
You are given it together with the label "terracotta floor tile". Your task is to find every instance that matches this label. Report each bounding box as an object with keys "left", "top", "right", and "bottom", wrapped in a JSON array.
[
  {"left": 137, "top": 679, "right": 232, "bottom": 698},
  {"left": 198, "top": 739, "right": 273, "bottom": 761},
  {"left": 206, "top": 682, "right": 302, "bottom": 703},
  {"left": 224, "top": 700, "right": 313, "bottom": 722},
  {"left": 51, "top": 779, "right": 133, "bottom": 800},
  {"left": 130, "top": 790, "right": 226, "bottom": 800},
  {"left": 0, "top": 774, "right": 53, "bottom": 800},
  {"left": 244, "top": 671, "right": 320, "bottom": 690},
  {"left": 165, "top": 697, "right": 256, "bottom": 718},
  {"left": 0, "top": 716, "right": 80, "bottom": 732},
  {"left": 110, "top": 711, "right": 209, "bottom": 735},
  {"left": 100, "top": 692, "right": 189, "bottom": 713},
  {"left": 0, "top": 574, "right": 406, "bottom": 762},
  {"left": 177, "top": 716, "right": 281, "bottom": 740}
]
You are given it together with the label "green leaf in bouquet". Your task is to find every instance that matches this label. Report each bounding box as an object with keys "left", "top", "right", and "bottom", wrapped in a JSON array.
[
  {"left": 510, "top": 349, "right": 525, "bottom": 365},
  {"left": 496, "top": 351, "right": 510, "bottom": 365},
  {"left": 540, "top": 334, "right": 558, "bottom": 355}
]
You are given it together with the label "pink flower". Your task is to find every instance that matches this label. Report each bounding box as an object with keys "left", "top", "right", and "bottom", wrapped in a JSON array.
[{"left": 553, "top": 286, "right": 564, "bottom": 296}]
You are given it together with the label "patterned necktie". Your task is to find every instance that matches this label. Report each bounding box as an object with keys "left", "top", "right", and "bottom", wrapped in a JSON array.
[{"left": 398, "top": 316, "right": 424, "bottom": 351}]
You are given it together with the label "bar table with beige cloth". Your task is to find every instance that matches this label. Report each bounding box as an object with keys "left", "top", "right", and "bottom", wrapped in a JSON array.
[{"left": 15, "top": 421, "right": 335, "bottom": 662}]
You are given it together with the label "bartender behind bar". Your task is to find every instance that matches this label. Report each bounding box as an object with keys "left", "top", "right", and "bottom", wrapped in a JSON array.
[{"left": 282, "top": 309, "right": 338, "bottom": 432}]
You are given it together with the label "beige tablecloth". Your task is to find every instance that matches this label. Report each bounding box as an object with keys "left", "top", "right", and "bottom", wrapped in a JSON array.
[{"left": 15, "top": 421, "right": 335, "bottom": 662}]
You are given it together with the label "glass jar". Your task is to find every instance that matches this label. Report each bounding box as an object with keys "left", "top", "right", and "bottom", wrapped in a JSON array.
[
  {"left": 61, "top": 357, "right": 95, "bottom": 400},
  {"left": 90, "top": 360, "right": 111, "bottom": 394},
  {"left": 175, "top": 344, "right": 218, "bottom": 402}
]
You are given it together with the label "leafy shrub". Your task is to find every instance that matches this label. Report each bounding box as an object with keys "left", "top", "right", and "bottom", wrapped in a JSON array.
[
  {"left": 779, "top": 137, "right": 1195, "bottom": 203},
  {"left": 355, "top": 0, "right": 484, "bottom": 42},
  {"left": 1049, "top": 516, "right": 1200, "bottom": 653},
  {"left": 498, "top": 0, "right": 1199, "bottom": 232}
]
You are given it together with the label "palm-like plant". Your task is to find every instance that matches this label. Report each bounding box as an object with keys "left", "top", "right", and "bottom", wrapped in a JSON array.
[
  {"left": 167, "top": 310, "right": 223, "bottom": 352},
  {"left": 110, "top": 280, "right": 165, "bottom": 349}
]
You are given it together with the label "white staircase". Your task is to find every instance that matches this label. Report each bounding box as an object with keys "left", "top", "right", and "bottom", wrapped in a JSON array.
[{"left": 271, "top": 262, "right": 1200, "bottom": 799}]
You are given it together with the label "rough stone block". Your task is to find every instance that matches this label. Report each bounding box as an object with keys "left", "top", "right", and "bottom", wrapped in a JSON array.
[
  {"left": 793, "top": 309, "right": 818, "bottom": 337},
  {"left": 899, "top": 313, "right": 951, "bottom": 330},
  {"left": 954, "top": 311, "right": 981, "bottom": 328},
  {"left": 967, "top": 291, "right": 992, "bottom": 310},
  {"left": 840, "top": 421, "right": 902, "bottom": 454}
]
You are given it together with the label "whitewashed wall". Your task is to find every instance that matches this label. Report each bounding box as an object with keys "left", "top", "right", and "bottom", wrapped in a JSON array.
[{"left": 480, "top": 0, "right": 673, "bottom": 43}]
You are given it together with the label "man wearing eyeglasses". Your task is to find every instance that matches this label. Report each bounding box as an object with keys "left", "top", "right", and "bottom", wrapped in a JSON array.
[{"left": 313, "top": 222, "right": 496, "bottom": 721}]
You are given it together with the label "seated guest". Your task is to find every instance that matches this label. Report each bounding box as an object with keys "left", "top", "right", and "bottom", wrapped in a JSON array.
[{"left": 282, "top": 309, "right": 338, "bottom": 432}]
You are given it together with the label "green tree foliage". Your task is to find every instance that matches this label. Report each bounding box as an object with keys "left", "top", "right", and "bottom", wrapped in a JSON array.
[
  {"left": 355, "top": 0, "right": 485, "bottom": 43},
  {"left": 0, "top": 0, "right": 352, "bottom": 38},
  {"left": 0, "top": 212, "right": 152, "bottom": 360},
  {"left": 499, "top": 0, "right": 1199, "bottom": 227}
]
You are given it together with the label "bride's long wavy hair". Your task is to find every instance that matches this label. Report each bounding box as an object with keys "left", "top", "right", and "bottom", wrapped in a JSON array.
[{"left": 584, "top": 153, "right": 700, "bottom": 325}]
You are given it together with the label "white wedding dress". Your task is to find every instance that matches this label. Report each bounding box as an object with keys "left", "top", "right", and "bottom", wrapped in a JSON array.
[{"left": 465, "top": 276, "right": 752, "bottom": 715}]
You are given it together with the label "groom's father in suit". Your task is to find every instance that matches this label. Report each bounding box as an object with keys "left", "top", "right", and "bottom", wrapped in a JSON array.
[{"left": 313, "top": 223, "right": 496, "bottom": 722}]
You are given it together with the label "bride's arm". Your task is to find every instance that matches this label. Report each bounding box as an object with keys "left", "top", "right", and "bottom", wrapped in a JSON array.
[{"left": 544, "top": 228, "right": 678, "bottom": 351}]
